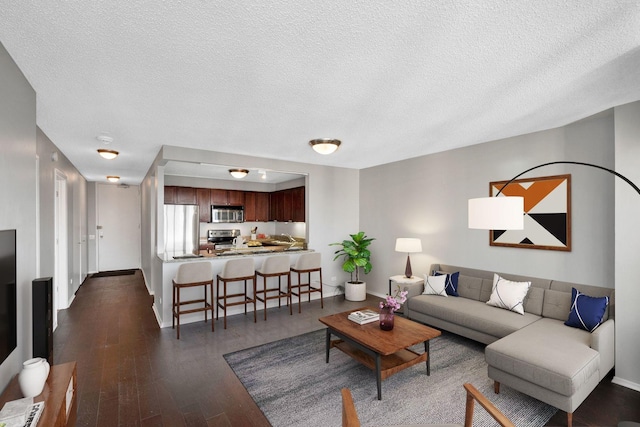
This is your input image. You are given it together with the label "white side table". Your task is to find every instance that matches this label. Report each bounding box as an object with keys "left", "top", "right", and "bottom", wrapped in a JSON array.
[{"left": 389, "top": 275, "right": 424, "bottom": 314}]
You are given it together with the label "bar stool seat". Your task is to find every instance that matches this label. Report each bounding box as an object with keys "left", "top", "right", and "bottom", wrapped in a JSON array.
[
  {"left": 216, "top": 258, "right": 256, "bottom": 329},
  {"left": 256, "top": 255, "right": 292, "bottom": 320},
  {"left": 172, "top": 261, "right": 214, "bottom": 339},
  {"left": 290, "top": 252, "right": 323, "bottom": 313}
]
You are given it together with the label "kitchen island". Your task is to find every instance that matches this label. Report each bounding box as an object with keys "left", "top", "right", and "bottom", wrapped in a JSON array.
[{"left": 157, "top": 248, "right": 315, "bottom": 329}]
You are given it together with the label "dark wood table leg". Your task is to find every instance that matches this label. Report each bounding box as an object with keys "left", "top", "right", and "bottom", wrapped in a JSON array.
[
  {"left": 325, "top": 328, "right": 331, "bottom": 363},
  {"left": 425, "top": 340, "right": 431, "bottom": 375},
  {"left": 375, "top": 353, "right": 382, "bottom": 400}
]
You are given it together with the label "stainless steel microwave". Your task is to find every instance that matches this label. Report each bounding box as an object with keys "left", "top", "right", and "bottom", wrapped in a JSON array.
[{"left": 211, "top": 205, "right": 244, "bottom": 223}]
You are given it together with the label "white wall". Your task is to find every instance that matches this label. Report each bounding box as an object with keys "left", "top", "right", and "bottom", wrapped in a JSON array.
[
  {"left": 360, "top": 111, "right": 615, "bottom": 295},
  {"left": 0, "top": 41, "right": 37, "bottom": 387},
  {"left": 613, "top": 101, "right": 640, "bottom": 391}
]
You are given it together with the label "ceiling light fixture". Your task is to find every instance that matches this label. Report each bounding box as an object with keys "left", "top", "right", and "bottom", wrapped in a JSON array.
[
  {"left": 106, "top": 175, "right": 120, "bottom": 183},
  {"left": 97, "top": 149, "right": 119, "bottom": 160},
  {"left": 229, "top": 168, "right": 249, "bottom": 179},
  {"left": 309, "top": 138, "right": 341, "bottom": 155}
]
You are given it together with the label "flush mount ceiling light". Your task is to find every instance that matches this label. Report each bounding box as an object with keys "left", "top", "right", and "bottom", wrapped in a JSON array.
[
  {"left": 229, "top": 168, "right": 249, "bottom": 179},
  {"left": 309, "top": 138, "right": 341, "bottom": 155},
  {"left": 97, "top": 149, "right": 119, "bottom": 160},
  {"left": 106, "top": 175, "right": 120, "bottom": 183}
]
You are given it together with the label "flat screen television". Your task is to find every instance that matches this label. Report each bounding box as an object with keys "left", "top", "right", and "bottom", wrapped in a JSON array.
[{"left": 0, "top": 229, "right": 17, "bottom": 364}]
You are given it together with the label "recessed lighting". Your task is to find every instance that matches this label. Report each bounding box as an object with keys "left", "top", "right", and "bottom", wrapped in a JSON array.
[
  {"left": 309, "top": 138, "right": 341, "bottom": 155},
  {"left": 229, "top": 169, "right": 249, "bottom": 179},
  {"left": 107, "top": 176, "right": 120, "bottom": 182},
  {"left": 97, "top": 149, "right": 119, "bottom": 159}
]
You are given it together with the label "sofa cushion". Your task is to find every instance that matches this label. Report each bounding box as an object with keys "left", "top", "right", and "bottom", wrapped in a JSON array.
[
  {"left": 485, "top": 318, "right": 600, "bottom": 397},
  {"left": 565, "top": 288, "right": 609, "bottom": 332},
  {"left": 456, "top": 274, "right": 483, "bottom": 301},
  {"left": 422, "top": 274, "right": 447, "bottom": 297},
  {"left": 434, "top": 270, "right": 459, "bottom": 296},
  {"left": 408, "top": 295, "right": 541, "bottom": 338},
  {"left": 486, "top": 274, "right": 531, "bottom": 315}
]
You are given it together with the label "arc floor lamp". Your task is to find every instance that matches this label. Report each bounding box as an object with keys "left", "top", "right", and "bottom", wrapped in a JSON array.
[{"left": 468, "top": 161, "right": 640, "bottom": 230}]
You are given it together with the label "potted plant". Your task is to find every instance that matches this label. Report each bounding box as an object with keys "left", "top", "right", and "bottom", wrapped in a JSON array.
[{"left": 330, "top": 231, "right": 375, "bottom": 301}]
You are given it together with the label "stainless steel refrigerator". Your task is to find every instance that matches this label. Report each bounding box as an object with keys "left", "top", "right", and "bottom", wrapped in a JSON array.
[{"left": 164, "top": 204, "right": 200, "bottom": 256}]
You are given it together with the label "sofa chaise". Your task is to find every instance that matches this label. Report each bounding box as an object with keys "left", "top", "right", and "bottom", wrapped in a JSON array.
[{"left": 403, "top": 264, "right": 615, "bottom": 427}]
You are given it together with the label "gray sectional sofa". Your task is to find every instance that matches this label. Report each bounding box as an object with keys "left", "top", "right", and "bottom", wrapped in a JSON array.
[{"left": 403, "top": 264, "right": 615, "bottom": 427}]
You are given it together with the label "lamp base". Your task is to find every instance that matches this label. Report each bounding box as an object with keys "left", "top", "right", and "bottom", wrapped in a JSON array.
[{"left": 404, "top": 255, "right": 412, "bottom": 279}]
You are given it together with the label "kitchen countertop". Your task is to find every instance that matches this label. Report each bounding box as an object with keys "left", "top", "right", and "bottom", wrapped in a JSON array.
[{"left": 159, "top": 246, "right": 312, "bottom": 263}]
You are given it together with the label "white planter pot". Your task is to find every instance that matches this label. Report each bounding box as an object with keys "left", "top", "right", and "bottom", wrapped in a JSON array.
[{"left": 345, "top": 281, "right": 366, "bottom": 301}]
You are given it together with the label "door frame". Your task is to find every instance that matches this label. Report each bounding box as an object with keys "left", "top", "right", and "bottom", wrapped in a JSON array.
[{"left": 54, "top": 169, "right": 69, "bottom": 330}]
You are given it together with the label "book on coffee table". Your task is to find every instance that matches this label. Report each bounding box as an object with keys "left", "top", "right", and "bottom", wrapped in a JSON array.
[{"left": 348, "top": 309, "right": 379, "bottom": 325}]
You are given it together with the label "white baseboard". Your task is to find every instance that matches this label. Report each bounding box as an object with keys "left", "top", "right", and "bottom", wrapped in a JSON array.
[{"left": 612, "top": 376, "right": 640, "bottom": 392}]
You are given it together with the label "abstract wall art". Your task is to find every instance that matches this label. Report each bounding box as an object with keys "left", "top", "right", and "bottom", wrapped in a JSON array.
[{"left": 490, "top": 174, "right": 571, "bottom": 251}]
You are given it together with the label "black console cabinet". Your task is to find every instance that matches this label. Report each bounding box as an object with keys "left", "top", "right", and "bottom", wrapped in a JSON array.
[{"left": 32, "top": 277, "right": 53, "bottom": 363}]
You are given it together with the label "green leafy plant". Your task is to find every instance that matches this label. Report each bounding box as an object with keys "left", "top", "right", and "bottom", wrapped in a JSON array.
[{"left": 330, "top": 231, "right": 375, "bottom": 283}]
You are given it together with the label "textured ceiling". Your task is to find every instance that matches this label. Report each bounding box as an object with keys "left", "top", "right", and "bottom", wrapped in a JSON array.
[{"left": 1, "top": 1, "right": 639, "bottom": 184}]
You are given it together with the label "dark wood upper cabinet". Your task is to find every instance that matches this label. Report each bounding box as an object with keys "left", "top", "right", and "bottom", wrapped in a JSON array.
[
  {"left": 164, "top": 186, "right": 177, "bottom": 204},
  {"left": 210, "top": 189, "right": 244, "bottom": 206},
  {"left": 255, "top": 192, "right": 270, "bottom": 222},
  {"left": 245, "top": 191, "right": 270, "bottom": 222},
  {"left": 196, "top": 188, "right": 211, "bottom": 222},
  {"left": 269, "top": 187, "right": 304, "bottom": 222},
  {"left": 169, "top": 186, "right": 196, "bottom": 205},
  {"left": 291, "top": 186, "right": 305, "bottom": 222},
  {"left": 210, "top": 189, "right": 228, "bottom": 205},
  {"left": 227, "top": 190, "right": 244, "bottom": 206},
  {"left": 164, "top": 185, "right": 302, "bottom": 222}
]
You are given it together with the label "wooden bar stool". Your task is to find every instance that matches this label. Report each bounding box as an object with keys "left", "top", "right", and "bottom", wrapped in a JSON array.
[
  {"left": 290, "top": 252, "right": 323, "bottom": 313},
  {"left": 216, "top": 257, "right": 256, "bottom": 329},
  {"left": 256, "top": 255, "right": 292, "bottom": 320},
  {"left": 172, "top": 261, "right": 214, "bottom": 339}
]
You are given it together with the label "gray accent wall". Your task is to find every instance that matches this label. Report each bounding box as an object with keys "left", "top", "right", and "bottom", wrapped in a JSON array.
[
  {"left": 360, "top": 111, "right": 615, "bottom": 291},
  {"left": 0, "top": 41, "right": 37, "bottom": 386}
]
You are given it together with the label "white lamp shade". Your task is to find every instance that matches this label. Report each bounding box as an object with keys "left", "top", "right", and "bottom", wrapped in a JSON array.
[
  {"left": 468, "top": 196, "right": 524, "bottom": 230},
  {"left": 395, "top": 238, "right": 422, "bottom": 253}
]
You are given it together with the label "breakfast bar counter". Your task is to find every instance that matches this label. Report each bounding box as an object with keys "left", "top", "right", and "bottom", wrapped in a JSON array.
[{"left": 157, "top": 249, "right": 315, "bottom": 329}]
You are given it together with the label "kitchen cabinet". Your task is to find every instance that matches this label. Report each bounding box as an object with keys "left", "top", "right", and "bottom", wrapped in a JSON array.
[
  {"left": 270, "top": 191, "right": 284, "bottom": 221},
  {"left": 165, "top": 186, "right": 197, "bottom": 205},
  {"left": 210, "top": 189, "right": 244, "bottom": 206},
  {"left": 176, "top": 186, "right": 197, "bottom": 205},
  {"left": 165, "top": 185, "right": 303, "bottom": 222},
  {"left": 164, "top": 186, "right": 177, "bottom": 204},
  {"left": 196, "top": 188, "right": 211, "bottom": 222},
  {"left": 245, "top": 191, "right": 270, "bottom": 222},
  {"left": 269, "top": 187, "right": 305, "bottom": 222},
  {"left": 291, "top": 186, "right": 305, "bottom": 222}
]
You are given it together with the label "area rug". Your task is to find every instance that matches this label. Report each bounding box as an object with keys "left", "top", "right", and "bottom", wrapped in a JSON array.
[{"left": 224, "top": 329, "right": 557, "bottom": 427}]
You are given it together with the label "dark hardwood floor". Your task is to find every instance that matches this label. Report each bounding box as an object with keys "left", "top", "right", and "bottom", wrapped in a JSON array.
[{"left": 53, "top": 270, "right": 640, "bottom": 426}]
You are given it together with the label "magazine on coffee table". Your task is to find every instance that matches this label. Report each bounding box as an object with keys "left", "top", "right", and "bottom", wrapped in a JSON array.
[{"left": 348, "top": 309, "right": 379, "bottom": 325}]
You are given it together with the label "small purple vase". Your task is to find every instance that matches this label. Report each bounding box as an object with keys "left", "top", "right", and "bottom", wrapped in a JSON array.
[{"left": 379, "top": 305, "right": 394, "bottom": 331}]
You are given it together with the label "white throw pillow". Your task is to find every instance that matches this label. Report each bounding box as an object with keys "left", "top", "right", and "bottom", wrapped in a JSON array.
[
  {"left": 422, "top": 274, "right": 448, "bottom": 297},
  {"left": 486, "top": 273, "right": 531, "bottom": 315}
]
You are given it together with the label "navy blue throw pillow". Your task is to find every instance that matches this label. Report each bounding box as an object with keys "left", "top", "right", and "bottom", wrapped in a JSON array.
[
  {"left": 564, "top": 287, "right": 609, "bottom": 332},
  {"left": 434, "top": 271, "right": 459, "bottom": 297}
]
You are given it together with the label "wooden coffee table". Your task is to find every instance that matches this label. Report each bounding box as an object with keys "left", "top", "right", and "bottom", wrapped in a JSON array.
[{"left": 319, "top": 307, "right": 441, "bottom": 400}]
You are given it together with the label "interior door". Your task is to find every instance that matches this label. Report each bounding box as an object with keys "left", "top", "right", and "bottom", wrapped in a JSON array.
[{"left": 97, "top": 183, "right": 141, "bottom": 272}]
